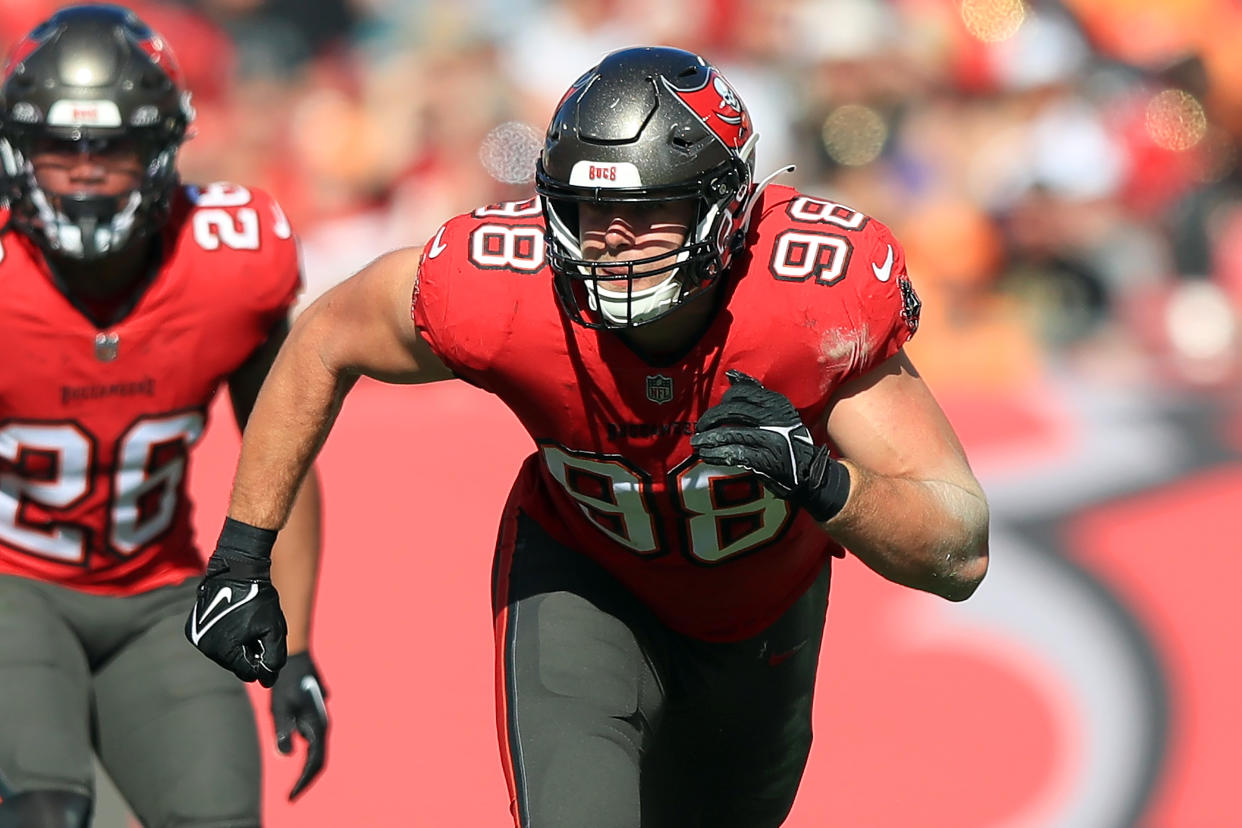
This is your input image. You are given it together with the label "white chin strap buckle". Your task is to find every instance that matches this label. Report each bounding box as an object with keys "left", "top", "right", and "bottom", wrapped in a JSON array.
[{"left": 590, "top": 271, "right": 682, "bottom": 325}]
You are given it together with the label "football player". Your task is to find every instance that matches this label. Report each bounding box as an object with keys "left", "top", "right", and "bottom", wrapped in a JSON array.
[
  {"left": 188, "top": 46, "right": 989, "bottom": 827},
  {"left": 0, "top": 6, "right": 328, "bottom": 827}
]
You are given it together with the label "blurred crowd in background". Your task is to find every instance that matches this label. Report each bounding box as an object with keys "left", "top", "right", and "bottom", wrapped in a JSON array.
[{"left": 7, "top": 0, "right": 1242, "bottom": 400}]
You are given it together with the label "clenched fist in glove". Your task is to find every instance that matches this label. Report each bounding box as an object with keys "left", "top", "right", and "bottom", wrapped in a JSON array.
[
  {"left": 185, "top": 518, "right": 288, "bottom": 687},
  {"left": 690, "top": 370, "right": 852, "bottom": 522}
]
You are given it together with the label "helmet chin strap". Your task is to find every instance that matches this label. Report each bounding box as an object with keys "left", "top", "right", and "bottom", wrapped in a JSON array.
[
  {"left": 587, "top": 245, "right": 693, "bottom": 326},
  {"left": 589, "top": 269, "right": 684, "bottom": 326},
  {"left": 28, "top": 187, "right": 142, "bottom": 259}
]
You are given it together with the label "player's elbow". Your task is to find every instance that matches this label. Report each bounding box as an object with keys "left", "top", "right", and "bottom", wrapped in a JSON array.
[
  {"left": 935, "top": 543, "right": 988, "bottom": 601},
  {"left": 931, "top": 497, "right": 989, "bottom": 602}
]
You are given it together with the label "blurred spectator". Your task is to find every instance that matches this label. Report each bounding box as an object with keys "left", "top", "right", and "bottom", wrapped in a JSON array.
[
  {"left": 169, "top": 0, "right": 359, "bottom": 76},
  {"left": 12, "top": 0, "right": 1238, "bottom": 388}
]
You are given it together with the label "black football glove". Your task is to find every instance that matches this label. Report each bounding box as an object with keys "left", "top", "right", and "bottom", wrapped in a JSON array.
[
  {"left": 271, "top": 651, "right": 329, "bottom": 800},
  {"left": 185, "top": 518, "right": 288, "bottom": 688},
  {"left": 690, "top": 370, "right": 851, "bottom": 522}
]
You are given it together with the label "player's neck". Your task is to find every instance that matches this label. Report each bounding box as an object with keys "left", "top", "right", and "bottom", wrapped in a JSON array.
[
  {"left": 46, "top": 237, "right": 158, "bottom": 301},
  {"left": 618, "top": 288, "right": 719, "bottom": 364}
]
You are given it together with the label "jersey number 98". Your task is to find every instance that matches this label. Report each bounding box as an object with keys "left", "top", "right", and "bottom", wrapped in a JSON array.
[{"left": 541, "top": 445, "right": 795, "bottom": 564}]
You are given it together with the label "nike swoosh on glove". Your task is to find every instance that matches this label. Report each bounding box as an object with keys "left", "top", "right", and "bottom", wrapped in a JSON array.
[
  {"left": 185, "top": 519, "right": 288, "bottom": 688},
  {"left": 690, "top": 369, "right": 851, "bottom": 522},
  {"left": 271, "top": 651, "right": 329, "bottom": 800}
]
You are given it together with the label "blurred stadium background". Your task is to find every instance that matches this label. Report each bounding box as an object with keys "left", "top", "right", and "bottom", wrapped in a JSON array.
[{"left": 6, "top": 0, "right": 1239, "bottom": 824}]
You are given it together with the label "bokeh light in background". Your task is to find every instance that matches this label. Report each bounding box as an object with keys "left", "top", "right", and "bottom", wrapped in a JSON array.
[
  {"left": 1146, "top": 88, "right": 1208, "bottom": 152},
  {"left": 820, "top": 104, "right": 888, "bottom": 166},
  {"left": 478, "top": 120, "right": 542, "bottom": 184},
  {"left": 961, "top": 0, "right": 1027, "bottom": 43}
]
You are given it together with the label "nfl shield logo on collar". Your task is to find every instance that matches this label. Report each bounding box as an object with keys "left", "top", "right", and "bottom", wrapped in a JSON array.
[
  {"left": 95, "top": 332, "right": 120, "bottom": 362},
  {"left": 646, "top": 374, "right": 673, "bottom": 404}
]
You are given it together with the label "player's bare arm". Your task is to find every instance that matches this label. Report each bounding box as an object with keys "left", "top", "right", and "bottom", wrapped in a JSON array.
[
  {"left": 186, "top": 246, "right": 452, "bottom": 687},
  {"left": 227, "top": 317, "right": 331, "bottom": 798},
  {"left": 692, "top": 350, "right": 987, "bottom": 602},
  {"left": 228, "top": 245, "right": 453, "bottom": 532},
  {"left": 227, "top": 317, "right": 323, "bottom": 654},
  {"left": 824, "top": 349, "right": 989, "bottom": 600}
]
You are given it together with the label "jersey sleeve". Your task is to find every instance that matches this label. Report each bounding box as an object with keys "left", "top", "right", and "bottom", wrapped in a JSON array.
[
  {"left": 238, "top": 186, "right": 302, "bottom": 328},
  {"left": 839, "top": 217, "right": 921, "bottom": 378},
  {"left": 410, "top": 212, "right": 487, "bottom": 377},
  {"left": 168, "top": 182, "right": 303, "bottom": 369}
]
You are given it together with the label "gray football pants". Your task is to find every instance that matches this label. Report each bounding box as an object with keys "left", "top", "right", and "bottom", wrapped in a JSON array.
[
  {"left": 496, "top": 512, "right": 830, "bottom": 828},
  {"left": 0, "top": 575, "right": 261, "bottom": 827}
]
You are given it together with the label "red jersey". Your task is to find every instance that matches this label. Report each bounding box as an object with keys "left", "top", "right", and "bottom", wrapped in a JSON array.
[
  {"left": 0, "top": 182, "right": 300, "bottom": 595},
  {"left": 414, "top": 184, "right": 919, "bottom": 640}
]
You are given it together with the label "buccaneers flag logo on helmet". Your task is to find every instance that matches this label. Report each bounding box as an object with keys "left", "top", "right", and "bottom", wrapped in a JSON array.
[{"left": 663, "top": 69, "right": 752, "bottom": 151}]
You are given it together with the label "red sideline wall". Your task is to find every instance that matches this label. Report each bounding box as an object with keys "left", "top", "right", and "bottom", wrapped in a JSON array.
[{"left": 184, "top": 378, "right": 1240, "bottom": 827}]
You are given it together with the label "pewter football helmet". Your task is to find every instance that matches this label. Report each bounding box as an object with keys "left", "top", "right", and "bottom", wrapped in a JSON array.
[
  {"left": 536, "top": 46, "right": 759, "bottom": 328},
  {"left": 0, "top": 4, "right": 193, "bottom": 259}
]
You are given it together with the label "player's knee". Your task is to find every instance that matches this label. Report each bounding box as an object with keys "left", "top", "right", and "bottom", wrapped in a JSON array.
[{"left": 0, "top": 790, "right": 92, "bottom": 828}]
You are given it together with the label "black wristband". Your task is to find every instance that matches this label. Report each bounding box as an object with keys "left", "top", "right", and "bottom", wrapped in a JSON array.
[
  {"left": 218, "top": 516, "right": 278, "bottom": 557},
  {"left": 802, "top": 456, "right": 851, "bottom": 523},
  {"left": 210, "top": 517, "right": 278, "bottom": 579}
]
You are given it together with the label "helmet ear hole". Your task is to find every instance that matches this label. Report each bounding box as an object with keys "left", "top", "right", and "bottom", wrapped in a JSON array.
[
  {"left": 555, "top": 201, "right": 580, "bottom": 241},
  {"left": 729, "top": 228, "right": 746, "bottom": 254}
]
